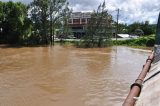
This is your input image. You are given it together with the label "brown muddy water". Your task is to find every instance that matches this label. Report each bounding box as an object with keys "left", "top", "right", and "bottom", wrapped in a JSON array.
[{"left": 0, "top": 45, "right": 150, "bottom": 106}]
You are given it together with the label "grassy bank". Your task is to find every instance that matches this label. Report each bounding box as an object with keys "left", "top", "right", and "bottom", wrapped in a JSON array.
[
  {"left": 112, "top": 35, "right": 155, "bottom": 48},
  {"left": 1, "top": 35, "right": 155, "bottom": 50},
  {"left": 54, "top": 36, "right": 155, "bottom": 50}
]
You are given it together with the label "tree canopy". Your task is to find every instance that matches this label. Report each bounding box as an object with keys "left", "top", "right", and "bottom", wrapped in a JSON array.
[
  {"left": 0, "top": 1, "right": 30, "bottom": 44},
  {"left": 0, "top": 0, "right": 71, "bottom": 45},
  {"left": 29, "top": 0, "right": 71, "bottom": 44},
  {"left": 0, "top": 1, "right": 156, "bottom": 46},
  {"left": 78, "top": 1, "right": 113, "bottom": 47},
  {"left": 118, "top": 21, "right": 156, "bottom": 36}
]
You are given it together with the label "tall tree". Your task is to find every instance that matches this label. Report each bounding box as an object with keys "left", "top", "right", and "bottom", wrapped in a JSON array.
[
  {"left": 118, "top": 23, "right": 128, "bottom": 34},
  {"left": 127, "top": 21, "right": 156, "bottom": 36},
  {"left": 30, "top": 0, "right": 49, "bottom": 44},
  {"left": 1, "top": 1, "right": 30, "bottom": 44},
  {"left": 29, "top": 0, "right": 71, "bottom": 44},
  {"left": 49, "top": 0, "right": 71, "bottom": 44},
  {"left": 61, "top": 2, "right": 72, "bottom": 39},
  {"left": 141, "top": 21, "right": 156, "bottom": 35},
  {"left": 82, "top": 1, "right": 112, "bottom": 47},
  {"left": 0, "top": 1, "right": 3, "bottom": 43}
]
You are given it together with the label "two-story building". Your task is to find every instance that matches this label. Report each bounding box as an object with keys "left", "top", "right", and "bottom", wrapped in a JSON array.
[{"left": 68, "top": 12, "right": 91, "bottom": 38}]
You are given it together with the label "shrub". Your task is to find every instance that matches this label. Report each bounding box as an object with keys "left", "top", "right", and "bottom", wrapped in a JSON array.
[
  {"left": 146, "top": 37, "right": 155, "bottom": 47},
  {"left": 113, "top": 35, "right": 155, "bottom": 47}
]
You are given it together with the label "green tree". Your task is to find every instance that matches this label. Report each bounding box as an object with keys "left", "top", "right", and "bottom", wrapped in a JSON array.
[
  {"left": 141, "top": 21, "right": 156, "bottom": 35},
  {"left": 127, "top": 21, "right": 156, "bottom": 36},
  {"left": 0, "top": 1, "right": 4, "bottom": 43},
  {"left": 30, "top": 0, "right": 49, "bottom": 44},
  {"left": 135, "top": 29, "right": 144, "bottom": 36},
  {"left": 49, "top": 0, "right": 71, "bottom": 44},
  {"left": 118, "top": 23, "right": 128, "bottom": 34},
  {"left": 79, "top": 1, "right": 112, "bottom": 47},
  {"left": 29, "top": 0, "right": 71, "bottom": 44},
  {"left": 2, "top": 1, "right": 30, "bottom": 44},
  {"left": 128, "top": 22, "right": 141, "bottom": 34}
]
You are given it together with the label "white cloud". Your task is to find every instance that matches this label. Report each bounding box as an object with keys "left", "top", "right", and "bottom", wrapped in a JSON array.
[
  {"left": 105, "top": 0, "right": 160, "bottom": 24},
  {"left": 1, "top": 0, "right": 160, "bottom": 24},
  {"left": 1, "top": 0, "right": 32, "bottom": 4}
]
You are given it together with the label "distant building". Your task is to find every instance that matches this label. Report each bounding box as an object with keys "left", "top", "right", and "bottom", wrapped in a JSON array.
[
  {"left": 68, "top": 12, "right": 91, "bottom": 38},
  {"left": 68, "top": 12, "right": 114, "bottom": 39}
]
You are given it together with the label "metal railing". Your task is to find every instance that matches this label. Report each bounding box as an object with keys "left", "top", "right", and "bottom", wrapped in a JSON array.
[
  {"left": 123, "top": 12, "right": 160, "bottom": 106},
  {"left": 122, "top": 52, "right": 154, "bottom": 106}
]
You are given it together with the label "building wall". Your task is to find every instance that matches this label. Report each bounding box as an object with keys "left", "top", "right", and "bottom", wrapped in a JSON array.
[{"left": 68, "top": 12, "right": 91, "bottom": 38}]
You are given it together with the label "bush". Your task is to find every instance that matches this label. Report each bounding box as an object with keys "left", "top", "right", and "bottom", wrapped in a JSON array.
[
  {"left": 146, "top": 37, "right": 155, "bottom": 47},
  {"left": 76, "top": 38, "right": 112, "bottom": 48},
  {"left": 113, "top": 35, "right": 155, "bottom": 47}
]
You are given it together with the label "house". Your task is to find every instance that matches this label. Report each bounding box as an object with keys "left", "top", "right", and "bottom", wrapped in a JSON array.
[
  {"left": 68, "top": 12, "right": 113, "bottom": 39},
  {"left": 68, "top": 12, "right": 91, "bottom": 38}
]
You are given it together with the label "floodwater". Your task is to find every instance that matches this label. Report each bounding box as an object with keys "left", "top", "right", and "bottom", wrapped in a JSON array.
[{"left": 0, "top": 45, "right": 150, "bottom": 106}]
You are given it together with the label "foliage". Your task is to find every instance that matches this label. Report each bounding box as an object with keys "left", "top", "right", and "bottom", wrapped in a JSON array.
[
  {"left": 0, "top": 1, "right": 157, "bottom": 46},
  {"left": 0, "top": 1, "right": 3, "bottom": 43},
  {"left": 29, "top": 0, "right": 49, "bottom": 44},
  {"left": 127, "top": 21, "right": 156, "bottom": 36},
  {"left": 29, "top": 0, "right": 71, "bottom": 44},
  {"left": 117, "top": 23, "right": 128, "bottom": 34},
  {"left": 0, "top": 1, "right": 31, "bottom": 44},
  {"left": 77, "top": 1, "right": 113, "bottom": 48},
  {"left": 112, "top": 35, "right": 155, "bottom": 47},
  {"left": 117, "top": 21, "right": 156, "bottom": 36},
  {"left": 48, "top": 0, "right": 71, "bottom": 44},
  {"left": 135, "top": 29, "right": 144, "bottom": 36},
  {"left": 0, "top": 0, "right": 71, "bottom": 45}
]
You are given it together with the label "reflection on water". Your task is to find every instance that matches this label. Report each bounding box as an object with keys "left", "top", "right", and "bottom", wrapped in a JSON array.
[{"left": 0, "top": 45, "right": 150, "bottom": 106}]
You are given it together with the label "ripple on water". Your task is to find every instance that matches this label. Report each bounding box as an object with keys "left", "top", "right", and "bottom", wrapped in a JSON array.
[
  {"left": 0, "top": 45, "right": 149, "bottom": 106},
  {"left": 84, "top": 77, "right": 130, "bottom": 106}
]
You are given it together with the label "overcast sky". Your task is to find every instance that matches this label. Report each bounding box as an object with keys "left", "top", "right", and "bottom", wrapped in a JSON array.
[{"left": 2, "top": 0, "right": 160, "bottom": 24}]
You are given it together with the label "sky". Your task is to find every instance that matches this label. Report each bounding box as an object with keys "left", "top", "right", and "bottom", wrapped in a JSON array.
[{"left": 2, "top": 0, "right": 160, "bottom": 24}]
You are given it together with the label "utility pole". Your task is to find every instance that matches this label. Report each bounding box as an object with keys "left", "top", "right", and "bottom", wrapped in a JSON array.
[{"left": 116, "top": 8, "right": 119, "bottom": 42}]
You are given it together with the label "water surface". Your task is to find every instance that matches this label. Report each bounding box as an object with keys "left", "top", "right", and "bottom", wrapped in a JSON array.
[{"left": 0, "top": 45, "right": 150, "bottom": 106}]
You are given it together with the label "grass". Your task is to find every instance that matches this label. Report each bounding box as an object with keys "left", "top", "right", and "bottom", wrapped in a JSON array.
[
  {"left": 54, "top": 35, "right": 155, "bottom": 50},
  {"left": 112, "top": 35, "right": 155, "bottom": 48}
]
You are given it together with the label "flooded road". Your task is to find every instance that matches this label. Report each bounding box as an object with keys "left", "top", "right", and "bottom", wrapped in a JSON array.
[{"left": 0, "top": 45, "right": 150, "bottom": 106}]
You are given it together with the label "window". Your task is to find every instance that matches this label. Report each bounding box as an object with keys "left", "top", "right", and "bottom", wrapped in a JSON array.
[
  {"left": 82, "top": 18, "right": 86, "bottom": 23},
  {"left": 73, "top": 19, "right": 80, "bottom": 24}
]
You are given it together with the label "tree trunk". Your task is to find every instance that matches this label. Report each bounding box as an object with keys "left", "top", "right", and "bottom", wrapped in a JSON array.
[{"left": 50, "top": 13, "right": 53, "bottom": 45}]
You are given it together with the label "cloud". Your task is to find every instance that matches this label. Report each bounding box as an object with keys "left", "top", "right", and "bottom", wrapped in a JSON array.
[
  {"left": 68, "top": 0, "right": 100, "bottom": 12},
  {"left": 105, "top": 0, "right": 160, "bottom": 24},
  {"left": 2, "top": 0, "right": 32, "bottom": 4},
  {"left": 1, "top": 0, "right": 160, "bottom": 24},
  {"left": 68, "top": 0, "right": 160, "bottom": 24}
]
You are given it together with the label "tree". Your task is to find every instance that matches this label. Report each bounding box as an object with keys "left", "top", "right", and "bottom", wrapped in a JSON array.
[
  {"left": 135, "top": 29, "right": 144, "bottom": 36},
  {"left": 127, "top": 22, "right": 141, "bottom": 34},
  {"left": 127, "top": 21, "right": 156, "bottom": 36},
  {"left": 0, "top": 1, "right": 3, "bottom": 43},
  {"left": 141, "top": 21, "right": 156, "bottom": 35},
  {"left": 79, "top": 1, "right": 113, "bottom": 47},
  {"left": 118, "top": 23, "right": 128, "bottom": 34},
  {"left": 29, "top": 0, "right": 71, "bottom": 44},
  {"left": 30, "top": 0, "right": 49, "bottom": 44},
  {"left": 1, "top": 1, "right": 30, "bottom": 44},
  {"left": 49, "top": 0, "right": 71, "bottom": 44}
]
